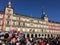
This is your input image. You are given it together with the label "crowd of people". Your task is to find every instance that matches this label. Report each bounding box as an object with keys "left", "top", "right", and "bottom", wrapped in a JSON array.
[{"left": 0, "top": 29, "right": 60, "bottom": 45}]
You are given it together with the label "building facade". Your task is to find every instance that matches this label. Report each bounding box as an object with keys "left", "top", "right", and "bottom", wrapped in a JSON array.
[
  {"left": 48, "top": 21, "right": 60, "bottom": 37},
  {"left": 0, "top": 11, "right": 4, "bottom": 31},
  {"left": 0, "top": 0, "right": 60, "bottom": 38}
]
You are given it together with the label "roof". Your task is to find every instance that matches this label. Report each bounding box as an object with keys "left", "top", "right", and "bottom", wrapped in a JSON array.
[
  {"left": 49, "top": 20, "right": 60, "bottom": 24},
  {"left": 0, "top": 10, "right": 60, "bottom": 24},
  {"left": 6, "top": 6, "right": 13, "bottom": 9},
  {"left": 13, "top": 13, "right": 43, "bottom": 21}
]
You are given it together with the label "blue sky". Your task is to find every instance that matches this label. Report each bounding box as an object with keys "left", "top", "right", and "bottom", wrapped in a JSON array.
[{"left": 0, "top": 0, "right": 60, "bottom": 22}]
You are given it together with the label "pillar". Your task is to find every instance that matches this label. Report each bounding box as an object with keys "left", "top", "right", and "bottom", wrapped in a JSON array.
[
  {"left": 33, "top": 34, "right": 35, "bottom": 38},
  {"left": 37, "top": 34, "right": 39, "bottom": 38},
  {"left": 25, "top": 34, "right": 27, "bottom": 38},
  {"left": 30, "top": 34, "right": 31, "bottom": 38}
]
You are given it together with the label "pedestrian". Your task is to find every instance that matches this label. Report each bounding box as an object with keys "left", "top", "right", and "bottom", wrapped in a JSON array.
[
  {"left": 40, "top": 39, "right": 44, "bottom": 45},
  {"left": 6, "top": 37, "right": 16, "bottom": 45}
]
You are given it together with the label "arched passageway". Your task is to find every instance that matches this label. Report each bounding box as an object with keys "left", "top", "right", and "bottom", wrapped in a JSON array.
[
  {"left": 27, "top": 34, "right": 29, "bottom": 38},
  {"left": 39, "top": 34, "right": 40, "bottom": 37},
  {"left": 35, "top": 34, "right": 37, "bottom": 38},
  {"left": 42, "top": 34, "right": 44, "bottom": 36},
  {"left": 45, "top": 34, "right": 46, "bottom": 36},
  {"left": 31, "top": 34, "right": 33, "bottom": 38},
  {"left": 48, "top": 34, "right": 49, "bottom": 37},
  {"left": 51, "top": 34, "right": 53, "bottom": 37}
]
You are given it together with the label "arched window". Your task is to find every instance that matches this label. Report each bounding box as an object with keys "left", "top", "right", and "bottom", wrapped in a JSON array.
[{"left": 27, "top": 34, "right": 29, "bottom": 38}]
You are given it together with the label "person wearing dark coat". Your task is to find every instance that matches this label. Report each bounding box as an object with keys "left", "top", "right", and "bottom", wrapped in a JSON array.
[{"left": 6, "top": 37, "right": 16, "bottom": 45}]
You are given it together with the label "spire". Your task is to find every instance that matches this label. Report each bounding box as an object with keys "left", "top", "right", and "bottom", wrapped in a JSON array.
[
  {"left": 8, "top": 0, "right": 11, "bottom": 7},
  {"left": 41, "top": 6, "right": 48, "bottom": 19},
  {"left": 41, "top": 0, "right": 48, "bottom": 17},
  {"left": 41, "top": 0, "right": 48, "bottom": 21},
  {"left": 42, "top": 6, "right": 46, "bottom": 16},
  {"left": 41, "top": 0, "right": 46, "bottom": 17}
]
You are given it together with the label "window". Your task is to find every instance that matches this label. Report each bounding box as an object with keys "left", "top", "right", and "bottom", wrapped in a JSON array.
[
  {"left": 19, "top": 17, "right": 20, "bottom": 20},
  {"left": 25, "top": 23, "right": 27, "bottom": 26},
  {"left": 8, "top": 10, "right": 11, "bottom": 12},
  {"left": 23, "top": 28, "right": 25, "bottom": 32},
  {"left": 35, "top": 29, "right": 37, "bottom": 32},
  {"left": 27, "top": 29, "right": 29, "bottom": 32},
  {"left": 0, "top": 26, "right": 2, "bottom": 29},
  {"left": 27, "top": 23, "right": 30, "bottom": 27},
  {"left": 0, "top": 20, "right": 2, "bottom": 25},
  {"left": 8, "top": 10, "right": 11, "bottom": 13},
  {"left": 20, "top": 17, "right": 25, "bottom": 21},
  {"left": 7, "top": 13, "right": 11, "bottom": 15},
  {"left": 15, "top": 22, "right": 16, "bottom": 25},
  {"left": 34, "top": 20, "right": 38, "bottom": 23},
  {"left": 7, "top": 21, "right": 9, "bottom": 25},
  {"left": 8, "top": 15, "right": 10, "bottom": 18},
  {"left": 6, "top": 27, "right": 10, "bottom": 31},
  {"left": 23, "top": 22, "right": 25, "bottom": 26},
  {"left": 13, "top": 17, "right": 16, "bottom": 20},
  {"left": 35, "top": 24, "right": 37, "bottom": 27},
  {"left": 20, "top": 22, "right": 23, "bottom": 26},
  {"left": 16, "top": 17, "right": 19, "bottom": 20},
  {"left": 19, "top": 22, "right": 20, "bottom": 26},
  {"left": 30, "top": 19, "right": 33, "bottom": 22},
  {"left": 13, "top": 22, "right": 15, "bottom": 25},
  {"left": 0, "top": 14, "right": 3, "bottom": 18},
  {"left": 13, "top": 22, "right": 17, "bottom": 26}
]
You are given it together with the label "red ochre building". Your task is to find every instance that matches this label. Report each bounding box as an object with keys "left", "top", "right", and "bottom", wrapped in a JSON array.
[{"left": 0, "top": 0, "right": 60, "bottom": 38}]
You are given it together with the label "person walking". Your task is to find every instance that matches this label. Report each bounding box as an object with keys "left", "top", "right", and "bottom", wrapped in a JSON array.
[{"left": 6, "top": 37, "right": 16, "bottom": 45}]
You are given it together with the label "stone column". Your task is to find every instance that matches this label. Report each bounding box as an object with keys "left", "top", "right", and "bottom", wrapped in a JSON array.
[
  {"left": 49, "top": 34, "right": 51, "bottom": 38},
  {"left": 25, "top": 34, "right": 27, "bottom": 38},
  {"left": 33, "top": 34, "right": 35, "bottom": 38},
  {"left": 37, "top": 34, "right": 39, "bottom": 38},
  {"left": 40, "top": 34, "right": 42, "bottom": 38},
  {"left": 30, "top": 34, "right": 31, "bottom": 38},
  {"left": 43, "top": 34, "right": 45, "bottom": 38}
]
